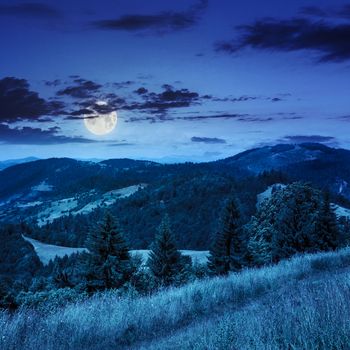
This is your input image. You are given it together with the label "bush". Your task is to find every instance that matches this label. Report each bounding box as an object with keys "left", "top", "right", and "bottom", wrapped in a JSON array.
[{"left": 16, "top": 288, "right": 87, "bottom": 311}]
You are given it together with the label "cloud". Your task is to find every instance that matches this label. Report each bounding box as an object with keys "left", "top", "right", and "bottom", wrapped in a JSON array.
[
  {"left": 337, "top": 115, "right": 350, "bottom": 121},
  {"left": 57, "top": 78, "right": 102, "bottom": 99},
  {"left": 182, "top": 113, "right": 246, "bottom": 121},
  {"left": 216, "top": 17, "right": 350, "bottom": 62},
  {"left": 209, "top": 94, "right": 288, "bottom": 103},
  {"left": 111, "top": 81, "right": 135, "bottom": 89},
  {"left": 191, "top": 136, "right": 226, "bottom": 144},
  {"left": 125, "top": 112, "right": 249, "bottom": 123},
  {"left": 299, "top": 6, "right": 329, "bottom": 18},
  {"left": 107, "top": 143, "right": 134, "bottom": 147},
  {"left": 66, "top": 97, "right": 124, "bottom": 120},
  {"left": 134, "top": 87, "right": 148, "bottom": 95},
  {"left": 124, "top": 85, "right": 200, "bottom": 114},
  {"left": 300, "top": 4, "right": 350, "bottom": 20},
  {"left": 0, "top": 2, "right": 61, "bottom": 18},
  {"left": 44, "top": 79, "right": 62, "bottom": 87},
  {"left": 0, "top": 124, "right": 96, "bottom": 145},
  {"left": 279, "top": 135, "right": 337, "bottom": 144},
  {"left": 0, "top": 77, "right": 64, "bottom": 122},
  {"left": 92, "top": 0, "right": 207, "bottom": 34},
  {"left": 237, "top": 116, "right": 274, "bottom": 122}
]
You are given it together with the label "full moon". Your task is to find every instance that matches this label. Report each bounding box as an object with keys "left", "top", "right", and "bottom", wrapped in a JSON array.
[{"left": 84, "top": 110, "right": 117, "bottom": 136}]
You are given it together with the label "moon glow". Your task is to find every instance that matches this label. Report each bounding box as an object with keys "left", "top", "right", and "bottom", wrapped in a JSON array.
[{"left": 84, "top": 110, "right": 117, "bottom": 136}]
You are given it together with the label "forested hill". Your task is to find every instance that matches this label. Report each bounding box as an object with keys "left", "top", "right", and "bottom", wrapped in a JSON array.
[{"left": 1, "top": 142, "right": 350, "bottom": 250}]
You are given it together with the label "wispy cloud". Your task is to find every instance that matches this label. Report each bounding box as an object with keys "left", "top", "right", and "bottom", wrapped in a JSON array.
[
  {"left": 216, "top": 9, "right": 350, "bottom": 63},
  {"left": 0, "top": 124, "right": 97, "bottom": 145},
  {"left": 278, "top": 135, "right": 337, "bottom": 144},
  {"left": 91, "top": 0, "right": 207, "bottom": 35},
  {"left": 191, "top": 136, "right": 226, "bottom": 144},
  {"left": 0, "top": 2, "right": 62, "bottom": 19}
]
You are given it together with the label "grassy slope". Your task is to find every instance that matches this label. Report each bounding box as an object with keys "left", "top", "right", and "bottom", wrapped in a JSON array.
[
  {"left": 23, "top": 235, "right": 209, "bottom": 265},
  {"left": 22, "top": 235, "right": 88, "bottom": 264},
  {"left": 2, "top": 248, "right": 350, "bottom": 350}
]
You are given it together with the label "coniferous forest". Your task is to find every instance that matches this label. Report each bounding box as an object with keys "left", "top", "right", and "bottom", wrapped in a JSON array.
[{"left": 1, "top": 146, "right": 350, "bottom": 349}]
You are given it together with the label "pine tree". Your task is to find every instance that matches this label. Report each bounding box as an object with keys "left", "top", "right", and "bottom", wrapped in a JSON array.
[
  {"left": 85, "top": 213, "right": 131, "bottom": 291},
  {"left": 147, "top": 216, "right": 183, "bottom": 286},
  {"left": 207, "top": 231, "right": 230, "bottom": 275},
  {"left": 208, "top": 198, "right": 243, "bottom": 275},
  {"left": 316, "top": 192, "right": 339, "bottom": 251}
]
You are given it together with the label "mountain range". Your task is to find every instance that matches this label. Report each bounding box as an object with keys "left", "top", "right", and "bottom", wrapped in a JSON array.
[{"left": 1, "top": 143, "right": 350, "bottom": 249}]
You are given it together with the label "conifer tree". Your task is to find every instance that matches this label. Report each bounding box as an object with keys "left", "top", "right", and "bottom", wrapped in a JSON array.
[
  {"left": 147, "top": 216, "right": 183, "bottom": 286},
  {"left": 316, "top": 192, "right": 339, "bottom": 251},
  {"left": 85, "top": 212, "right": 131, "bottom": 291},
  {"left": 207, "top": 231, "right": 230, "bottom": 275},
  {"left": 208, "top": 198, "right": 243, "bottom": 275}
]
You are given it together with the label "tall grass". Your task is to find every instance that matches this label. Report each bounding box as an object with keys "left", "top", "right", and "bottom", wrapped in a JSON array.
[
  {"left": 139, "top": 271, "right": 350, "bottom": 350},
  {"left": 2, "top": 248, "right": 350, "bottom": 350}
]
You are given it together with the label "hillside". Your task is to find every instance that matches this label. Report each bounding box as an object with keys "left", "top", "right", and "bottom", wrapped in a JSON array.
[
  {"left": 0, "top": 157, "right": 40, "bottom": 172},
  {"left": 2, "top": 247, "right": 350, "bottom": 349},
  {"left": 23, "top": 235, "right": 209, "bottom": 266},
  {"left": 2, "top": 143, "right": 350, "bottom": 250},
  {"left": 220, "top": 143, "right": 350, "bottom": 198}
]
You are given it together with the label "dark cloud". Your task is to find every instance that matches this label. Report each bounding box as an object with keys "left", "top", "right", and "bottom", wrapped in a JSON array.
[
  {"left": 108, "top": 143, "right": 134, "bottom": 147},
  {"left": 0, "top": 77, "right": 64, "bottom": 122},
  {"left": 92, "top": 0, "right": 207, "bottom": 34},
  {"left": 0, "top": 2, "right": 61, "bottom": 18},
  {"left": 125, "top": 112, "right": 248, "bottom": 123},
  {"left": 124, "top": 85, "right": 200, "bottom": 114},
  {"left": 182, "top": 113, "right": 246, "bottom": 121},
  {"left": 337, "top": 115, "right": 350, "bottom": 121},
  {"left": 216, "top": 17, "right": 350, "bottom": 62},
  {"left": 237, "top": 116, "right": 274, "bottom": 122},
  {"left": 279, "top": 135, "right": 336, "bottom": 144},
  {"left": 134, "top": 87, "right": 148, "bottom": 95},
  {"left": 270, "top": 97, "right": 282, "bottom": 102},
  {"left": 300, "top": 4, "right": 350, "bottom": 20},
  {"left": 44, "top": 79, "right": 62, "bottom": 87},
  {"left": 299, "top": 6, "right": 329, "bottom": 18},
  {"left": 57, "top": 78, "right": 102, "bottom": 99},
  {"left": 111, "top": 81, "right": 135, "bottom": 89},
  {"left": 191, "top": 136, "right": 226, "bottom": 144},
  {"left": 0, "top": 124, "right": 96, "bottom": 145},
  {"left": 211, "top": 95, "right": 258, "bottom": 102},
  {"left": 209, "top": 95, "right": 287, "bottom": 103}
]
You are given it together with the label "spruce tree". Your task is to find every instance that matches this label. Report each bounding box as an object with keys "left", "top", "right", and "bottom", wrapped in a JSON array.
[
  {"left": 208, "top": 198, "right": 243, "bottom": 275},
  {"left": 207, "top": 231, "right": 230, "bottom": 275},
  {"left": 316, "top": 192, "right": 339, "bottom": 251},
  {"left": 147, "top": 216, "right": 183, "bottom": 286},
  {"left": 85, "top": 213, "right": 131, "bottom": 291}
]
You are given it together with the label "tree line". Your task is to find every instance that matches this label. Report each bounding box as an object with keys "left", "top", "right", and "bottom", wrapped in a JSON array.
[{"left": 1, "top": 182, "right": 349, "bottom": 309}]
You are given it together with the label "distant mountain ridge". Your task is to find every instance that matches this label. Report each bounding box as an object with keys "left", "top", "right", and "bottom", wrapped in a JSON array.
[
  {"left": 0, "top": 157, "right": 40, "bottom": 171},
  {"left": 2, "top": 143, "right": 350, "bottom": 249},
  {"left": 1, "top": 143, "right": 350, "bottom": 203}
]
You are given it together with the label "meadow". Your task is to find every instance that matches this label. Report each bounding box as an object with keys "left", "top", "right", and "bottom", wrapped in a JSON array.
[{"left": 2, "top": 247, "right": 350, "bottom": 349}]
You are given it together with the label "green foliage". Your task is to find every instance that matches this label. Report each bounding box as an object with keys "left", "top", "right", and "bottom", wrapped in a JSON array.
[
  {"left": 248, "top": 182, "right": 342, "bottom": 265},
  {"left": 208, "top": 198, "right": 245, "bottom": 275},
  {"left": 147, "top": 216, "right": 185, "bottom": 286},
  {"left": 84, "top": 213, "right": 132, "bottom": 292},
  {"left": 16, "top": 288, "right": 87, "bottom": 311},
  {"left": 0, "top": 225, "right": 42, "bottom": 284},
  {"left": 316, "top": 192, "right": 339, "bottom": 251}
]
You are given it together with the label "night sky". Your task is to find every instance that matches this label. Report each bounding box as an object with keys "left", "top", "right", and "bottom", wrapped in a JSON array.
[{"left": 1, "top": 0, "right": 350, "bottom": 162}]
